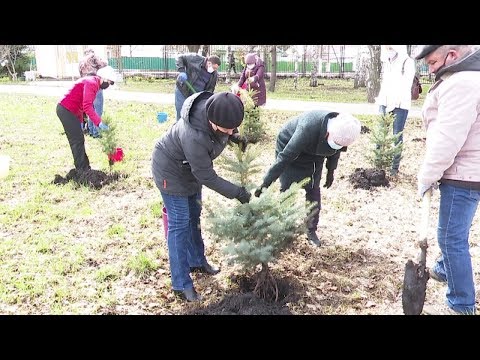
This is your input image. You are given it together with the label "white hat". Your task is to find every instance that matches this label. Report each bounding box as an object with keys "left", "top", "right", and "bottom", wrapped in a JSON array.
[
  {"left": 97, "top": 66, "right": 116, "bottom": 83},
  {"left": 327, "top": 113, "right": 362, "bottom": 147}
]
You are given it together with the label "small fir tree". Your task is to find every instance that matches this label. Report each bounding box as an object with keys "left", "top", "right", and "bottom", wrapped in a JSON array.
[
  {"left": 237, "top": 88, "right": 265, "bottom": 143},
  {"left": 98, "top": 114, "right": 124, "bottom": 171},
  {"left": 205, "top": 144, "right": 314, "bottom": 301},
  {"left": 366, "top": 113, "right": 403, "bottom": 171}
]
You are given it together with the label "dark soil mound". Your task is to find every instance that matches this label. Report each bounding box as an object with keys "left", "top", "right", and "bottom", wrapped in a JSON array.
[
  {"left": 412, "top": 137, "right": 426, "bottom": 142},
  {"left": 53, "top": 168, "right": 121, "bottom": 189},
  {"left": 186, "top": 273, "right": 299, "bottom": 315},
  {"left": 188, "top": 292, "right": 292, "bottom": 315},
  {"left": 349, "top": 168, "right": 389, "bottom": 190}
]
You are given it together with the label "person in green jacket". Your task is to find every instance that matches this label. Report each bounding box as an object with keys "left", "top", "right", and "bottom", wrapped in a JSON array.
[{"left": 255, "top": 110, "right": 362, "bottom": 247}]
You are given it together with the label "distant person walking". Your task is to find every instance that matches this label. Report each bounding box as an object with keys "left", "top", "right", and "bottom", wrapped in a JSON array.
[{"left": 228, "top": 50, "right": 236, "bottom": 75}]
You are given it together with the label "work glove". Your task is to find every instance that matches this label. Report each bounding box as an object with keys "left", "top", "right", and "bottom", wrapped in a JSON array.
[
  {"left": 230, "top": 133, "right": 248, "bottom": 152},
  {"left": 98, "top": 122, "right": 109, "bottom": 131},
  {"left": 236, "top": 187, "right": 251, "bottom": 204},
  {"left": 324, "top": 169, "right": 334, "bottom": 188},
  {"left": 177, "top": 72, "right": 187, "bottom": 82},
  {"left": 254, "top": 184, "right": 266, "bottom": 197},
  {"left": 417, "top": 181, "right": 438, "bottom": 198},
  {"left": 231, "top": 84, "right": 240, "bottom": 94},
  {"left": 247, "top": 76, "right": 255, "bottom": 83}
]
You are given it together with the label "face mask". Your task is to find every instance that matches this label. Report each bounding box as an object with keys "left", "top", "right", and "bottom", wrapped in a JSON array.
[
  {"left": 386, "top": 49, "right": 397, "bottom": 59},
  {"left": 207, "top": 66, "right": 214, "bottom": 73},
  {"left": 100, "top": 82, "right": 110, "bottom": 90},
  {"left": 247, "top": 64, "right": 255, "bottom": 70},
  {"left": 327, "top": 136, "right": 343, "bottom": 150},
  {"left": 434, "top": 52, "right": 451, "bottom": 74}
]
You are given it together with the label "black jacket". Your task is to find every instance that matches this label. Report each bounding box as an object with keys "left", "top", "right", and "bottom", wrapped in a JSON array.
[
  {"left": 262, "top": 110, "right": 344, "bottom": 188},
  {"left": 175, "top": 54, "right": 218, "bottom": 98},
  {"left": 152, "top": 91, "right": 243, "bottom": 198}
]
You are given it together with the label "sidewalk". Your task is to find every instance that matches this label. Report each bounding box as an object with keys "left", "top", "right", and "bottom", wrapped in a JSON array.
[{"left": 0, "top": 82, "right": 422, "bottom": 118}]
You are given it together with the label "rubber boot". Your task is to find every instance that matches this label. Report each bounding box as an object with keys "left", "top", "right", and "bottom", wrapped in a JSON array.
[{"left": 307, "top": 229, "right": 321, "bottom": 247}]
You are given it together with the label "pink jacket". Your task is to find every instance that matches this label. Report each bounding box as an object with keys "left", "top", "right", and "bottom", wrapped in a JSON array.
[
  {"left": 58, "top": 76, "right": 102, "bottom": 126},
  {"left": 418, "top": 71, "right": 480, "bottom": 185}
]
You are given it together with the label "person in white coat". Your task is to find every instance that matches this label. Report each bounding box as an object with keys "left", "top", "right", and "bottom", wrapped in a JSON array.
[{"left": 375, "top": 45, "right": 416, "bottom": 176}]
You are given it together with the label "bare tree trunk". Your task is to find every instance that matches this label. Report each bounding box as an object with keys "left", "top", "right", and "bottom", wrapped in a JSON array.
[
  {"left": 353, "top": 45, "right": 369, "bottom": 88},
  {"left": 366, "top": 45, "right": 382, "bottom": 103},
  {"left": 226, "top": 46, "right": 231, "bottom": 84},
  {"left": 186, "top": 45, "right": 201, "bottom": 54},
  {"left": 202, "top": 45, "right": 210, "bottom": 56},
  {"left": 268, "top": 45, "right": 277, "bottom": 92},
  {"left": 310, "top": 45, "right": 318, "bottom": 87}
]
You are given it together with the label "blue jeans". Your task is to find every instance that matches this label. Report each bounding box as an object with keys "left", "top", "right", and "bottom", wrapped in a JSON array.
[
  {"left": 88, "top": 89, "right": 104, "bottom": 137},
  {"left": 379, "top": 106, "right": 408, "bottom": 172},
  {"left": 174, "top": 87, "right": 187, "bottom": 121},
  {"left": 160, "top": 191, "right": 207, "bottom": 291},
  {"left": 432, "top": 183, "right": 479, "bottom": 314}
]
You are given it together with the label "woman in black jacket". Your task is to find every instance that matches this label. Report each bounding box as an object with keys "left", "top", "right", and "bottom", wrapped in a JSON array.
[{"left": 152, "top": 91, "right": 250, "bottom": 302}]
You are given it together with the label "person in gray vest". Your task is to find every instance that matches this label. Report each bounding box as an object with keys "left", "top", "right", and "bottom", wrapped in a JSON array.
[{"left": 254, "top": 110, "right": 361, "bottom": 247}]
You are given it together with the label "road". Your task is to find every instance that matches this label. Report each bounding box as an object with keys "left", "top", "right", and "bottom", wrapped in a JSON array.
[{"left": 0, "top": 82, "right": 422, "bottom": 118}]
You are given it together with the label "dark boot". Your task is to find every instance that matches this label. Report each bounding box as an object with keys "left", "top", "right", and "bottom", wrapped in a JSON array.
[
  {"left": 190, "top": 262, "right": 220, "bottom": 275},
  {"left": 307, "top": 229, "right": 321, "bottom": 247},
  {"left": 173, "top": 287, "right": 202, "bottom": 302}
]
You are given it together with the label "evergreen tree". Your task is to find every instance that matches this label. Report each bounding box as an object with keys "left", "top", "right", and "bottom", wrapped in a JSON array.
[
  {"left": 237, "top": 88, "right": 265, "bottom": 144},
  {"left": 205, "top": 144, "right": 314, "bottom": 301},
  {"left": 366, "top": 113, "right": 403, "bottom": 171},
  {"left": 98, "top": 114, "right": 123, "bottom": 170}
]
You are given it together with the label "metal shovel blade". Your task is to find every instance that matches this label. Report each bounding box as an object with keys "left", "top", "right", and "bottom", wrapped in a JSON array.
[
  {"left": 402, "top": 190, "right": 432, "bottom": 315},
  {"left": 402, "top": 240, "right": 429, "bottom": 315}
]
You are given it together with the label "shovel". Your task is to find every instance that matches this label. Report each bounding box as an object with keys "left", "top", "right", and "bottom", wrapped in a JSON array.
[
  {"left": 402, "top": 188, "right": 432, "bottom": 315},
  {"left": 184, "top": 80, "right": 197, "bottom": 95}
]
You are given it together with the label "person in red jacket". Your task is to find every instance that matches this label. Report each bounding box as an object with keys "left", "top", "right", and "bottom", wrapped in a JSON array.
[{"left": 56, "top": 65, "right": 116, "bottom": 171}]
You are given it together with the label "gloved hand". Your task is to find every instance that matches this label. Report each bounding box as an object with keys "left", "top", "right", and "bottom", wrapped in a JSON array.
[
  {"left": 230, "top": 133, "right": 248, "bottom": 152},
  {"left": 247, "top": 76, "right": 255, "bottom": 83},
  {"left": 236, "top": 187, "right": 251, "bottom": 204},
  {"left": 254, "top": 185, "right": 266, "bottom": 197},
  {"left": 177, "top": 72, "right": 187, "bottom": 82},
  {"left": 417, "top": 181, "right": 438, "bottom": 198},
  {"left": 231, "top": 84, "right": 240, "bottom": 94},
  {"left": 323, "top": 169, "right": 334, "bottom": 188},
  {"left": 98, "top": 122, "right": 109, "bottom": 131}
]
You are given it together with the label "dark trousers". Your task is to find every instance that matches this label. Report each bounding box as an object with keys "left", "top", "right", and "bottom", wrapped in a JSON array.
[
  {"left": 279, "top": 158, "right": 324, "bottom": 231},
  {"left": 56, "top": 104, "right": 90, "bottom": 170}
]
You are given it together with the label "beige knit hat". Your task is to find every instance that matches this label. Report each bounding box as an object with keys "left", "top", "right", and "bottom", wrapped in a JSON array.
[{"left": 327, "top": 113, "right": 362, "bottom": 147}]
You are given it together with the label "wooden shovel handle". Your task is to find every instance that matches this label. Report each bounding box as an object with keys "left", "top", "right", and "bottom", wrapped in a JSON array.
[{"left": 419, "top": 188, "right": 432, "bottom": 242}]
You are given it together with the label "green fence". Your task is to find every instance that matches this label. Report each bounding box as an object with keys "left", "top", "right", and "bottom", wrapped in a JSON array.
[{"left": 108, "top": 56, "right": 354, "bottom": 76}]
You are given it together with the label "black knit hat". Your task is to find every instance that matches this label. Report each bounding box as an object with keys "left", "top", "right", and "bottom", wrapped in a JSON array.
[
  {"left": 206, "top": 92, "right": 244, "bottom": 129},
  {"left": 415, "top": 45, "right": 443, "bottom": 60}
]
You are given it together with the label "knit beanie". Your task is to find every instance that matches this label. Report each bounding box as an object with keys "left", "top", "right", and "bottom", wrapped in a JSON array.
[
  {"left": 327, "top": 113, "right": 362, "bottom": 147},
  {"left": 245, "top": 53, "right": 257, "bottom": 65},
  {"left": 206, "top": 92, "right": 245, "bottom": 129}
]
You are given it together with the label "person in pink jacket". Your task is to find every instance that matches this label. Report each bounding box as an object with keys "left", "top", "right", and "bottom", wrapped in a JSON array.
[
  {"left": 415, "top": 45, "right": 480, "bottom": 315},
  {"left": 56, "top": 66, "right": 116, "bottom": 171}
]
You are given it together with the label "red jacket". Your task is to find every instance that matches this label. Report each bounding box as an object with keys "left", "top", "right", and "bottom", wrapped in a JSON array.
[{"left": 59, "top": 76, "right": 102, "bottom": 126}]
